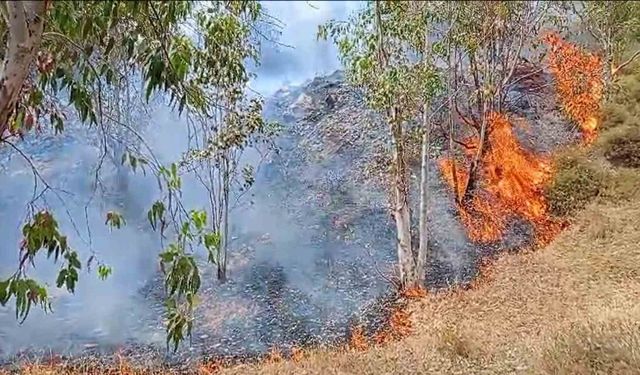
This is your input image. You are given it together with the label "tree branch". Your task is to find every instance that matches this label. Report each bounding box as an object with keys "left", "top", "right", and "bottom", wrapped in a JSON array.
[{"left": 612, "top": 49, "right": 640, "bottom": 76}]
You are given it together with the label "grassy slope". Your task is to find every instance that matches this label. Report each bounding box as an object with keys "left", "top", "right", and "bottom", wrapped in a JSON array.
[
  {"left": 17, "top": 178, "right": 640, "bottom": 375},
  {"left": 223, "top": 195, "right": 640, "bottom": 375}
]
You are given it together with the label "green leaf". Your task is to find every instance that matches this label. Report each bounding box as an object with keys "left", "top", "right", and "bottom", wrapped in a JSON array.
[
  {"left": 0, "top": 279, "right": 9, "bottom": 305},
  {"left": 97, "top": 265, "right": 112, "bottom": 280},
  {"left": 56, "top": 269, "right": 68, "bottom": 288}
]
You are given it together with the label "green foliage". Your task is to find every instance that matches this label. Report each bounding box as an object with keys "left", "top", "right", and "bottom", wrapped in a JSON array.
[
  {"left": 0, "top": 278, "right": 51, "bottom": 323},
  {"left": 0, "top": 210, "right": 83, "bottom": 321},
  {"left": 121, "top": 152, "right": 149, "bottom": 175},
  {"left": 105, "top": 211, "right": 126, "bottom": 230},
  {"left": 575, "top": 1, "right": 640, "bottom": 67},
  {"left": 157, "top": 208, "right": 222, "bottom": 351},
  {"left": 158, "top": 163, "right": 182, "bottom": 191},
  {"left": 56, "top": 250, "right": 81, "bottom": 293},
  {"left": 97, "top": 264, "right": 112, "bottom": 280},
  {"left": 318, "top": 2, "right": 443, "bottom": 121},
  {"left": 147, "top": 201, "right": 166, "bottom": 232},
  {"left": 1, "top": 0, "right": 272, "bottom": 351}
]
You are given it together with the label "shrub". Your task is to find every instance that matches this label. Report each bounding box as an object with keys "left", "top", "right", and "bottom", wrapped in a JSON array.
[
  {"left": 545, "top": 150, "right": 606, "bottom": 217},
  {"left": 601, "top": 126, "right": 640, "bottom": 168},
  {"left": 600, "top": 102, "right": 631, "bottom": 131}
]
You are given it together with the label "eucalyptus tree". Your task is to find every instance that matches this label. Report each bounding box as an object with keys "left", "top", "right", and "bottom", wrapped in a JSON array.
[
  {"left": 571, "top": 1, "right": 640, "bottom": 81},
  {"left": 435, "top": 1, "right": 554, "bottom": 203},
  {"left": 0, "top": 1, "right": 272, "bottom": 349},
  {"left": 320, "top": 1, "right": 442, "bottom": 288}
]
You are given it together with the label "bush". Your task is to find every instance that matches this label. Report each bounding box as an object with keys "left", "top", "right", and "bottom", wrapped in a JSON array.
[
  {"left": 600, "top": 102, "right": 632, "bottom": 131},
  {"left": 545, "top": 150, "right": 606, "bottom": 217},
  {"left": 601, "top": 126, "right": 640, "bottom": 168}
]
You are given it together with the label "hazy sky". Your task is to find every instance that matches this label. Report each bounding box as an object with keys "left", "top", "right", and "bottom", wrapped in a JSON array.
[{"left": 251, "top": 1, "right": 364, "bottom": 95}]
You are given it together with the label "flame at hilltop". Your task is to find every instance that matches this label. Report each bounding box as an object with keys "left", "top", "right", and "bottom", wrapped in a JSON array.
[
  {"left": 544, "top": 32, "right": 604, "bottom": 145},
  {"left": 440, "top": 35, "right": 603, "bottom": 245}
]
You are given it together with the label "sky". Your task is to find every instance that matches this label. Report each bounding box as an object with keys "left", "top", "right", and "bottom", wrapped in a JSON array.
[{"left": 251, "top": 1, "right": 364, "bottom": 96}]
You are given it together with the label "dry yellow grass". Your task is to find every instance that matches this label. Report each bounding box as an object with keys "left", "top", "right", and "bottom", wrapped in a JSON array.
[
  {"left": 221, "top": 197, "right": 640, "bottom": 375},
  {"left": 7, "top": 186, "right": 640, "bottom": 375}
]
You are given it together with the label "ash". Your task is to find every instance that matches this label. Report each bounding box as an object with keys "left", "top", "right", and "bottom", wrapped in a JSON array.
[{"left": 0, "top": 70, "right": 554, "bottom": 368}]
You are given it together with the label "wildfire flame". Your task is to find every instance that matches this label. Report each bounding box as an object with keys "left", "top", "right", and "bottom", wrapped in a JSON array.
[
  {"left": 440, "top": 35, "right": 602, "bottom": 244},
  {"left": 348, "top": 326, "right": 369, "bottom": 351},
  {"left": 439, "top": 113, "right": 557, "bottom": 243},
  {"left": 544, "top": 32, "right": 604, "bottom": 145},
  {"left": 372, "top": 306, "right": 413, "bottom": 345}
]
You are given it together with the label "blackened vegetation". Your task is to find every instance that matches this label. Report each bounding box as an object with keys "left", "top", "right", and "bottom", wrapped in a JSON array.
[{"left": 0, "top": 70, "right": 560, "bottom": 371}]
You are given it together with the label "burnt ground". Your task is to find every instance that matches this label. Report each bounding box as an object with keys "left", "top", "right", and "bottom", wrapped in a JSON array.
[{"left": 0, "top": 70, "right": 572, "bottom": 372}]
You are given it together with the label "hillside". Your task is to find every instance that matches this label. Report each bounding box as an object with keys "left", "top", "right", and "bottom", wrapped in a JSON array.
[
  {"left": 15, "top": 64, "right": 640, "bottom": 373},
  {"left": 220, "top": 63, "right": 640, "bottom": 375},
  {"left": 16, "top": 179, "right": 640, "bottom": 375}
]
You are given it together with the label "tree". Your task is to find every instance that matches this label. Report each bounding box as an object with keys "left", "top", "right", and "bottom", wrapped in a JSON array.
[
  {"left": 320, "top": 1, "right": 442, "bottom": 288},
  {"left": 439, "top": 1, "right": 551, "bottom": 204},
  {"left": 0, "top": 1, "right": 273, "bottom": 349},
  {"left": 572, "top": 1, "right": 640, "bottom": 80}
]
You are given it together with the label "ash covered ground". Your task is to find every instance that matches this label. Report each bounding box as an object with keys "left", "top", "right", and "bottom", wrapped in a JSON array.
[{"left": 0, "top": 70, "right": 575, "bottom": 369}]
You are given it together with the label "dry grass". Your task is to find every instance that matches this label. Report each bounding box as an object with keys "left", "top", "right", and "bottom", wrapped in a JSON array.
[
  {"left": 9, "top": 196, "right": 640, "bottom": 375},
  {"left": 220, "top": 197, "right": 640, "bottom": 375}
]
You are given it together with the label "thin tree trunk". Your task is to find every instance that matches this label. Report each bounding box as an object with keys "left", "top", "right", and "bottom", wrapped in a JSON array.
[
  {"left": 390, "top": 108, "right": 414, "bottom": 287},
  {"left": 217, "top": 155, "right": 229, "bottom": 282},
  {"left": 416, "top": 30, "right": 432, "bottom": 285},
  {"left": 416, "top": 108, "right": 430, "bottom": 284},
  {"left": 375, "top": 1, "right": 414, "bottom": 288},
  {"left": 0, "top": 2, "right": 46, "bottom": 137}
]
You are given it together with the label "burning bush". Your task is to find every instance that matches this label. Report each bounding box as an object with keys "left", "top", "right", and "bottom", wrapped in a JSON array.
[
  {"left": 439, "top": 113, "right": 556, "bottom": 243},
  {"left": 348, "top": 326, "right": 369, "bottom": 351},
  {"left": 545, "top": 150, "right": 605, "bottom": 217}
]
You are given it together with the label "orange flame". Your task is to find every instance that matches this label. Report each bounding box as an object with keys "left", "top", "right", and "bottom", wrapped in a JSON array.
[
  {"left": 290, "top": 346, "right": 305, "bottom": 362},
  {"left": 400, "top": 285, "right": 428, "bottom": 299},
  {"left": 348, "top": 326, "right": 369, "bottom": 351},
  {"left": 439, "top": 113, "right": 557, "bottom": 243},
  {"left": 544, "top": 32, "right": 604, "bottom": 144},
  {"left": 265, "top": 347, "right": 284, "bottom": 363},
  {"left": 373, "top": 306, "right": 413, "bottom": 345}
]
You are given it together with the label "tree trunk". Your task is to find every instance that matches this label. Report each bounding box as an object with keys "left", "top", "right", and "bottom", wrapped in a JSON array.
[
  {"left": 416, "top": 30, "right": 432, "bottom": 285},
  {"left": 416, "top": 108, "right": 430, "bottom": 284},
  {"left": 0, "top": 2, "right": 46, "bottom": 137},
  {"left": 390, "top": 108, "right": 414, "bottom": 287},
  {"left": 217, "top": 155, "right": 230, "bottom": 283}
]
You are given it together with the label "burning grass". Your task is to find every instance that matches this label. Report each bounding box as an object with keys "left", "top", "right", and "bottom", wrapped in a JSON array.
[{"left": 218, "top": 193, "right": 640, "bottom": 375}]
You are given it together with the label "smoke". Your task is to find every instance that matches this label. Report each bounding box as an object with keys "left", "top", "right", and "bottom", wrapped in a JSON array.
[
  {"left": 250, "top": 1, "right": 364, "bottom": 96},
  {"left": 0, "top": 0, "right": 481, "bottom": 362},
  {"left": 0, "top": 126, "right": 164, "bottom": 356}
]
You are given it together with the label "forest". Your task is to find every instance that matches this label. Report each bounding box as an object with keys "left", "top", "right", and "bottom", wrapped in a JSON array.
[{"left": 0, "top": 1, "right": 639, "bottom": 374}]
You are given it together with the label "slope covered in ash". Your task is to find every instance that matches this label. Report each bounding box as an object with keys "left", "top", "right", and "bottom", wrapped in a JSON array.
[
  {"left": 136, "top": 71, "right": 483, "bottom": 362},
  {"left": 0, "top": 71, "right": 480, "bottom": 365}
]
